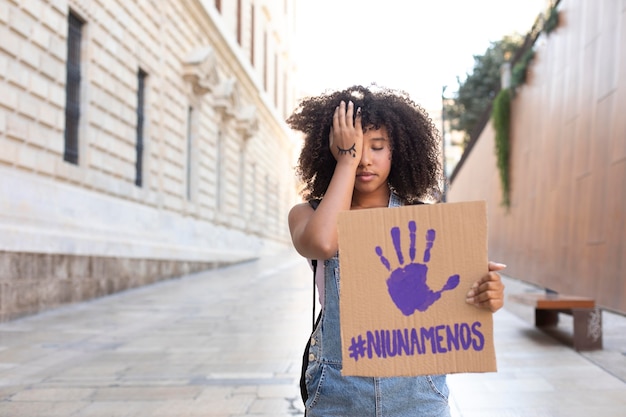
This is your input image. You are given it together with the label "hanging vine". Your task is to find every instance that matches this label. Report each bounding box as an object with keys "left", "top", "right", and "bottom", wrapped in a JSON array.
[
  {"left": 511, "top": 48, "right": 535, "bottom": 91},
  {"left": 544, "top": 3, "right": 560, "bottom": 34},
  {"left": 492, "top": 88, "right": 512, "bottom": 208},
  {"left": 490, "top": 2, "right": 559, "bottom": 209}
]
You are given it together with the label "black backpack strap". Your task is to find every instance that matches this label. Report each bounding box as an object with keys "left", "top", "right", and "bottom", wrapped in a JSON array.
[
  {"left": 308, "top": 199, "right": 321, "bottom": 332},
  {"left": 301, "top": 199, "right": 322, "bottom": 407}
]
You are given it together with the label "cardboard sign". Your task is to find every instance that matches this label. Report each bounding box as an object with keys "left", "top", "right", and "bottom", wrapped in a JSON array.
[{"left": 337, "top": 201, "right": 496, "bottom": 377}]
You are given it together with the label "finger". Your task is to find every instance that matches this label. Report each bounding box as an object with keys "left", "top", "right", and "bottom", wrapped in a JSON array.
[
  {"left": 466, "top": 281, "right": 503, "bottom": 300},
  {"left": 482, "top": 271, "right": 504, "bottom": 286},
  {"left": 473, "top": 271, "right": 503, "bottom": 287},
  {"left": 466, "top": 290, "right": 504, "bottom": 312},
  {"left": 476, "top": 298, "right": 504, "bottom": 312},
  {"left": 355, "top": 107, "right": 362, "bottom": 131},
  {"left": 471, "top": 289, "right": 503, "bottom": 304},
  {"left": 329, "top": 127, "right": 334, "bottom": 148},
  {"left": 337, "top": 100, "right": 346, "bottom": 128},
  {"left": 345, "top": 100, "right": 354, "bottom": 127},
  {"left": 333, "top": 104, "right": 340, "bottom": 129},
  {"left": 488, "top": 261, "right": 507, "bottom": 271},
  {"left": 466, "top": 273, "right": 504, "bottom": 297}
]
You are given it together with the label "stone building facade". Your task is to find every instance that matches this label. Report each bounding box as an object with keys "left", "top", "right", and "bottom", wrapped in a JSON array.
[{"left": 0, "top": 0, "right": 301, "bottom": 321}]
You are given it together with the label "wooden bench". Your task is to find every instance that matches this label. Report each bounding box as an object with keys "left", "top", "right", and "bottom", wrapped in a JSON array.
[{"left": 509, "top": 292, "right": 602, "bottom": 351}]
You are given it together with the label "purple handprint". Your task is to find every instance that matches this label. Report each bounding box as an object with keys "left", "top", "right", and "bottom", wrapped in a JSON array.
[{"left": 375, "top": 221, "right": 460, "bottom": 316}]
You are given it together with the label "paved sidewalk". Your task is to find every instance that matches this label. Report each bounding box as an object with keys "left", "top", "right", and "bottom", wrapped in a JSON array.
[
  {"left": 448, "top": 306, "right": 626, "bottom": 417},
  {"left": 1, "top": 249, "right": 625, "bottom": 416}
]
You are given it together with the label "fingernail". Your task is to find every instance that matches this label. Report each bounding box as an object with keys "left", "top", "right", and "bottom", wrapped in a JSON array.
[
  {"left": 466, "top": 290, "right": 475, "bottom": 298},
  {"left": 465, "top": 297, "right": 475, "bottom": 304}
]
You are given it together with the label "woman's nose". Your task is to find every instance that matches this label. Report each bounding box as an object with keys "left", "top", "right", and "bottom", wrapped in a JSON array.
[{"left": 359, "top": 148, "right": 371, "bottom": 167}]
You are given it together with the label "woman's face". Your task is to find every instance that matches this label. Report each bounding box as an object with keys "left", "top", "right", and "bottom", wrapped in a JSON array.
[{"left": 354, "top": 126, "right": 392, "bottom": 195}]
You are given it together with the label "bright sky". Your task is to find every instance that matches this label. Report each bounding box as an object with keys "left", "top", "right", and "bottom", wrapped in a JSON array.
[{"left": 294, "top": 0, "right": 547, "bottom": 111}]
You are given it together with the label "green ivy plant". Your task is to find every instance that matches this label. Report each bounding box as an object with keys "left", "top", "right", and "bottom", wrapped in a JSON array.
[
  {"left": 511, "top": 48, "right": 535, "bottom": 91},
  {"left": 486, "top": 2, "right": 561, "bottom": 209},
  {"left": 490, "top": 3, "right": 560, "bottom": 209},
  {"left": 544, "top": 4, "right": 559, "bottom": 34},
  {"left": 492, "top": 88, "right": 512, "bottom": 208}
]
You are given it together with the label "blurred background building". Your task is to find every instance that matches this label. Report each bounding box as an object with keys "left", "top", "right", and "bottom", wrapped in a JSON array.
[{"left": 0, "top": 0, "right": 300, "bottom": 321}]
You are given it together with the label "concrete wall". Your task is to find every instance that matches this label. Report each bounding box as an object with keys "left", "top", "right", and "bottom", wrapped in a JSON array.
[{"left": 447, "top": 0, "right": 626, "bottom": 314}]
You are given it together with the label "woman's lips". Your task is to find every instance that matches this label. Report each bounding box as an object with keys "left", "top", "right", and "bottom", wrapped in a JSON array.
[{"left": 357, "top": 172, "right": 376, "bottom": 182}]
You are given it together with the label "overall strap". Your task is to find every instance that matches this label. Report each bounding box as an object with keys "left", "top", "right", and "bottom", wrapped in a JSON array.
[{"left": 311, "top": 259, "right": 317, "bottom": 331}]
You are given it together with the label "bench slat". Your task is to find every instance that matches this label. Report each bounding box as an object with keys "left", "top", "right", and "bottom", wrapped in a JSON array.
[{"left": 509, "top": 293, "right": 595, "bottom": 309}]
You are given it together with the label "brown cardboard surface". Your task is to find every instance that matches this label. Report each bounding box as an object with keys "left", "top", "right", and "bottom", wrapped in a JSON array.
[{"left": 337, "top": 201, "right": 496, "bottom": 377}]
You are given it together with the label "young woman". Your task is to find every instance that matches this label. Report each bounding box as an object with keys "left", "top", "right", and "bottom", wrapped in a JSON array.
[{"left": 287, "top": 85, "right": 505, "bottom": 416}]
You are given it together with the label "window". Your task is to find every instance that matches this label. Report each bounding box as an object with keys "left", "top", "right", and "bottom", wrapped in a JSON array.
[
  {"left": 216, "top": 130, "right": 223, "bottom": 209},
  {"left": 263, "top": 31, "right": 268, "bottom": 91},
  {"left": 64, "top": 11, "right": 83, "bottom": 165},
  {"left": 250, "top": 162, "right": 256, "bottom": 215},
  {"left": 238, "top": 146, "right": 245, "bottom": 213},
  {"left": 136, "top": 69, "right": 147, "bottom": 187},
  {"left": 236, "top": 0, "right": 242, "bottom": 45},
  {"left": 274, "top": 53, "right": 278, "bottom": 106},
  {"left": 282, "top": 71, "right": 288, "bottom": 118},
  {"left": 186, "top": 106, "right": 194, "bottom": 200},
  {"left": 250, "top": 5, "right": 255, "bottom": 65},
  {"left": 264, "top": 174, "right": 270, "bottom": 218}
]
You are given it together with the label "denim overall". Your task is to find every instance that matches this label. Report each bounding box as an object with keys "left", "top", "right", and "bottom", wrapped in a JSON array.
[{"left": 304, "top": 193, "right": 451, "bottom": 416}]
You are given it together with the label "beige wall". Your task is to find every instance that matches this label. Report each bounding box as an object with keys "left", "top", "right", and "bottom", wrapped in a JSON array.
[
  {"left": 447, "top": 0, "right": 626, "bottom": 314},
  {"left": 0, "top": 0, "right": 300, "bottom": 320}
]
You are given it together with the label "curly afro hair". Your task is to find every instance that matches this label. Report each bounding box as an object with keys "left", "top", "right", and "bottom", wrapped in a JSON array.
[{"left": 287, "top": 84, "right": 443, "bottom": 204}]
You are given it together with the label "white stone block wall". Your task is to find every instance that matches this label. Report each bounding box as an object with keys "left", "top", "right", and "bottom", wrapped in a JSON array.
[{"left": 0, "top": 0, "right": 301, "bottom": 319}]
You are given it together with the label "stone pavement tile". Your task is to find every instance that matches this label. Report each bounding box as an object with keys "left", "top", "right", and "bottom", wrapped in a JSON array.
[
  {"left": 453, "top": 392, "right": 626, "bottom": 417},
  {"left": 193, "top": 386, "right": 256, "bottom": 408},
  {"left": 152, "top": 395, "right": 255, "bottom": 416},
  {"left": 0, "top": 384, "right": 27, "bottom": 400},
  {"left": 10, "top": 387, "right": 94, "bottom": 401},
  {"left": 454, "top": 407, "right": 558, "bottom": 417},
  {"left": 257, "top": 383, "right": 300, "bottom": 398},
  {"left": 91, "top": 385, "right": 202, "bottom": 401},
  {"left": 555, "top": 405, "right": 626, "bottom": 417},
  {"left": 0, "top": 344, "right": 49, "bottom": 363},
  {"left": 47, "top": 361, "right": 128, "bottom": 381},
  {"left": 69, "top": 401, "right": 164, "bottom": 417},
  {"left": 548, "top": 373, "right": 626, "bottom": 390},
  {"left": 248, "top": 397, "right": 297, "bottom": 414},
  {"left": 256, "top": 384, "right": 304, "bottom": 415},
  {"left": 0, "top": 400, "right": 86, "bottom": 417},
  {"left": 231, "top": 385, "right": 257, "bottom": 394}
]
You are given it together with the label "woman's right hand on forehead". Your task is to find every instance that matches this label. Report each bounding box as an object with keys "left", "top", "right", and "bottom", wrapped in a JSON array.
[{"left": 329, "top": 100, "right": 362, "bottom": 164}]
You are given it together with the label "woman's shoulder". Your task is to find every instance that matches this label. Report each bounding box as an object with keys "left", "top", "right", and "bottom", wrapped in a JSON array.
[
  {"left": 290, "top": 199, "right": 320, "bottom": 211},
  {"left": 288, "top": 200, "right": 319, "bottom": 221}
]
